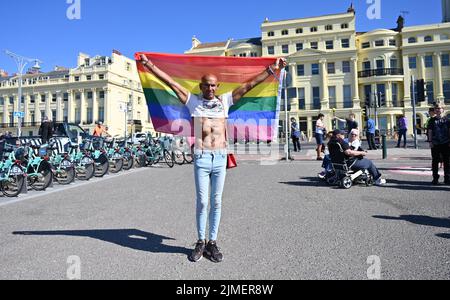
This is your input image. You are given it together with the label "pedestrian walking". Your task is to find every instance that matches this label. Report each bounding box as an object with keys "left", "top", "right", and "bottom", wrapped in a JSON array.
[
  {"left": 427, "top": 104, "right": 450, "bottom": 185},
  {"left": 315, "top": 114, "right": 326, "bottom": 161},
  {"left": 366, "top": 118, "right": 377, "bottom": 150},
  {"left": 291, "top": 118, "right": 301, "bottom": 152},
  {"left": 138, "top": 54, "right": 287, "bottom": 263},
  {"left": 38, "top": 116, "right": 53, "bottom": 144},
  {"left": 334, "top": 113, "right": 359, "bottom": 137},
  {"left": 396, "top": 115, "right": 408, "bottom": 148}
]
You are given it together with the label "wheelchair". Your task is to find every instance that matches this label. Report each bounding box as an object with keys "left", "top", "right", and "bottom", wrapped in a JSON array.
[{"left": 329, "top": 143, "right": 374, "bottom": 189}]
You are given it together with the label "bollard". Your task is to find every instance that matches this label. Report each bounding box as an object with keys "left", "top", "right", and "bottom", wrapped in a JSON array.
[{"left": 382, "top": 134, "right": 387, "bottom": 160}]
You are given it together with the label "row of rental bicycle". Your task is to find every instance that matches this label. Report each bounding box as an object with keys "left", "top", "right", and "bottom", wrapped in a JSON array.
[{"left": 0, "top": 135, "right": 193, "bottom": 198}]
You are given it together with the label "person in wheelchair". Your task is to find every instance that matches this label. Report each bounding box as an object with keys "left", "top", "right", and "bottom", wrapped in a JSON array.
[{"left": 328, "top": 129, "right": 386, "bottom": 187}]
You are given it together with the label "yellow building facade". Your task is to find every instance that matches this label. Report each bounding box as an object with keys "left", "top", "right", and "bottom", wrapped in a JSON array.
[
  {"left": 0, "top": 51, "right": 154, "bottom": 137},
  {"left": 185, "top": 9, "right": 450, "bottom": 140}
]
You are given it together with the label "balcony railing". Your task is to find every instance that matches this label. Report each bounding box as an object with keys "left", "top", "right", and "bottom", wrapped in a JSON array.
[{"left": 358, "top": 68, "right": 404, "bottom": 78}]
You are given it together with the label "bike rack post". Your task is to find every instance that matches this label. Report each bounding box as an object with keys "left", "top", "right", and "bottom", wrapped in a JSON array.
[{"left": 382, "top": 134, "right": 388, "bottom": 160}]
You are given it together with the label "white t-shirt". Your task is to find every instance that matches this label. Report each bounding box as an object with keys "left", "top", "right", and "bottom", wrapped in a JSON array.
[
  {"left": 185, "top": 92, "right": 234, "bottom": 118},
  {"left": 316, "top": 119, "right": 325, "bottom": 135}
]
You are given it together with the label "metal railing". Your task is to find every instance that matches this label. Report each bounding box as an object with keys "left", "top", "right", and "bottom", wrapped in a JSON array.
[{"left": 358, "top": 68, "right": 404, "bottom": 78}]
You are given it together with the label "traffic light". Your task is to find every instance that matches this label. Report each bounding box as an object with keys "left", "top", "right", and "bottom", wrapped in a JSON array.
[
  {"left": 377, "top": 92, "right": 386, "bottom": 107},
  {"left": 416, "top": 79, "right": 426, "bottom": 102}
]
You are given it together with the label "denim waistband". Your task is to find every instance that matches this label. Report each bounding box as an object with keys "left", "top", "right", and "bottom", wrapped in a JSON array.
[{"left": 194, "top": 149, "right": 228, "bottom": 156}]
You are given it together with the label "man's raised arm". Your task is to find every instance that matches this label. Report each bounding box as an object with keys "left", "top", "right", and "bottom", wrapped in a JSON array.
[
  {"left": 138, "top": 54, "right": 189, "bottom": 104},
  {"left": 232, "top": 58, "right": 286, "bottom": 104}
]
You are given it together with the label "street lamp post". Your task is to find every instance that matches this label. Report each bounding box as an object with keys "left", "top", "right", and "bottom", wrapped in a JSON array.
[{"left": 4, "top": 50, "right": 42, "bottom": 137}]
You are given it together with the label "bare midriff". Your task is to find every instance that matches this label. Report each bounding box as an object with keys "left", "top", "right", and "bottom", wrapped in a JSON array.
[{"left": 193, "top": 117, "right": 227, "bottom": 150}]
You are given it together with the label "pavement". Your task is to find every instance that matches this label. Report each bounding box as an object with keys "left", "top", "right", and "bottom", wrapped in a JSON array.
[{"left": 0, "top": 149, "right": 448, "bottom": 280}]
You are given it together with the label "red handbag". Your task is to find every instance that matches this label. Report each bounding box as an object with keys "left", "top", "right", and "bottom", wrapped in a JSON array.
[{"left": 227, "top": 153, "right": 237, "bottom": 169}]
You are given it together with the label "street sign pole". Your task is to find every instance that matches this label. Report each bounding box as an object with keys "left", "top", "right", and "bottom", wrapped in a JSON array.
[{"left": 412, "top": 76, "right": 418, "bottom": 149}]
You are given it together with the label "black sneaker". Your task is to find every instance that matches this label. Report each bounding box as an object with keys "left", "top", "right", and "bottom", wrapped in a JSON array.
[
  {"left": 205, "top": 241, "right": 223, "bottom": 263},
  {"left": 189, "top": 240, "right": 206, "bottom": 262},
  {"left": 432, "top": 179, "right": 440, "bottom": 186}
]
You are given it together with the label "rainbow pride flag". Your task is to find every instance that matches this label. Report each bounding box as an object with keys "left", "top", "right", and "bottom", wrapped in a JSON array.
[{"left": 134, "top": 52, "right": 282, "bottom": 141}]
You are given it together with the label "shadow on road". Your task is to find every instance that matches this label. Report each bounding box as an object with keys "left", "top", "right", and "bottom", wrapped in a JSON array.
[
  {"left": 373, "top": 215, "right": 450, "bottom": 239},
  {"left": 279, "top": 177, "right": 330, "bottom": 187},
  {"left": 383, "top": 179, "right": 450, "bottom": 192},
  {"left": 12, "top": 228, "right": 191, "bottom": 255}
]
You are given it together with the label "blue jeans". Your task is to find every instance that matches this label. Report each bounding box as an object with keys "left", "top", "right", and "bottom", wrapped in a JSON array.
[
  {"left": 194, "top": 150, "right": 227, "bottom": 241},
  {"left": 351, "top": 158, "right": 382, "bottom": 180}
]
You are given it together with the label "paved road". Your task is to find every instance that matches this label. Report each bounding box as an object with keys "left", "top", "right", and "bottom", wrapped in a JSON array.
[{"left": 0, "top": 157, "right": 448, "bottom": 280}]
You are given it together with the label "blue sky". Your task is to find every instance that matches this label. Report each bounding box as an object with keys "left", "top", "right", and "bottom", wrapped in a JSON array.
[{"left": 0, "top": 0, "right": 441, "bottom": 73}]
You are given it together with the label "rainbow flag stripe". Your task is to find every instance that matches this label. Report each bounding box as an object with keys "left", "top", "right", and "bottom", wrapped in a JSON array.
[{"left": 135, "top": 52, "right": 282, "bottom": 141}]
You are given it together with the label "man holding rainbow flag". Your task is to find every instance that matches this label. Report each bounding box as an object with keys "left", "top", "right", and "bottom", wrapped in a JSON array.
[{"left": 136, "top": 53, "right": 286, "bottom": 263}]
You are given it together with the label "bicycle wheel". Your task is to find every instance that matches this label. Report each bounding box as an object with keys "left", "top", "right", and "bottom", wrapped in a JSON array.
[
  {"left": 164, "top": 150, "right": 175, "bottom": 168},
  {"left": 184, "top": 152, "right": 193, "bottom": 164},
  {"left": 122, "top": 151, "right": 134, "bottom": 170},
  {"left": 56, "top": 159, "right": 76, "bottom": 185},
  {"left": 94, "top": 154, "right": 109, "bottom": 177},
  {"left": 2, "top": 166, "right": 25, "bottom": 198},
  {"left": 32, "top": 161, "right": 53, "bottom": 191}
]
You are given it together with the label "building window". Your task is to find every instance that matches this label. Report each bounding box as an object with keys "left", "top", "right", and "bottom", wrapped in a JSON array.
[
  {"left": 325, "top": 24, "right": 333, "bottom": 31},
  {"left": 296, "top": 43, "right": 303, "bottom": 51},
  {"left": 329, "top": 86, "right": 336, "bottom": 109},
  {"left": 63, "top": 110, "right": 68, "bottom": 122},
  {"left": 75, "top": 93, "right": 81, "bottom": 101},
  {"left": 297, "top": 65, "right": 305, "bottom": 76},
  {"left": 99, "top": 74, "right": 105, "bottom": 80},
  {"left": 30, "top": 111, "right": 35, "bottom": 124},
  {"left": 408, "top": 37, "right": 417, "bottom": 43},
  {"left": 281, "top": 29, "right": 289, "bottom": 36},
  {"left": 41, "top": 94, "right": 46, "bottom": 102},
  {"left": 87, "top": 91, "right": 93, "bottom": 99},
  {"left": 363, "top": 61, "right": 371, "bottom": 71},
  {"left": 310, "top": 42, "right": 318, "bottom": 49},
  {"left": 250, "top": 52, "right": 258, "bottom": 57},
  {"left": 268, "top": 31, "right": 275, "bottom": 37},
  {"left": 326, "top": 40, "right": 334, "bottom": 50},
  {"left": 375, "top": 40, "right": 384, "bottom": 47},
  {"left": 425, "top": 55, "right": 433, "bottom": 68},
  {"left": 52, "top": 110, "right": 56, "bottom": 122},
  {"left": 98, "top": 107, "right": 105, "bottom": 123},
  {"left": 426, "top": 81, "right": 434, "bottom": 104},
  {"left": 298, "top": 88, "right": 305, "bottom": 110},
  {"left": 342, "top": 61, "right": 351, "bottom": 73},
  {"left": 341, "top": 23, "right": 349, "bottom": 29},
  {"left": 126, "top": 62, "right": 131, "bottom": 71},
  {"left": 87, "top": 108, "right": 93, "bottom": 124},
  {"left": 75, "top": 109, "right": 81, "bottom": 124},
  {"left": 99, "top": 91, "right": 105, "bottom": 99},
  {"left": 239, "top": 53, "right": 247, "bottom": 57},
  {"left": 444, "top": 81, "right": 450, "bottom": 101},
  {"left": 442, "top": 54, "right": 450, "bottom": 66},
  {"left": 392, "top": 83, "right": 399, "bottom": 107},
  {"left": 409, "top": 57, "right": 417, "bottom": 69},
  {"left": 63, "top": 93, "right": 69, "bottom": 102},
  {"left": 441, "top": 34, "right": 449, "bottom": 40},
  {"left": 343, "top": 85, "right": 352, "bottom": 108},
  {"left": 312, "top": 87, "right": 321, "bottom": 109},
  {"left": 296, "top": 28, "right": 303, "bottom": 34},
  {"left": 310, "top": 26, "right": 318, "bottom": 33},
  {"left": 9, "top": 96, "right": 14, "bottom": 104},
  {"left": 86, "top": 75, "right": 92, "bottom": 81},
  {"left": 390, "top": 58, "right": 398, "bottom": 69},
  {"left": 311, "top": 63, "right": 319, "bottom": 75},
  {"left": 327, "top": 62, "right": 335, "bottom": 74},
  {"left": 52, "top": 94, "right": 57, "bottom": 102},
  {"left": 267, "top": 46, "right": 275, "bottom": 55},
  {"left": 0, "top": 97, "right": 3, "bottom": 106},
  {"left": 341, "top": 38, "right": 350, "bottom": 48},
  {"left": 389, "top": 39, "right": 396, "bottom": 46},
  {"left": 424, "top": 35, "right": 433, "bottom": 42},
  {"left": 362, "top": 42, "right": 370, "bottom": 49},
  {"left": 282, "top": 45, "right": 289, "bottom": 54},
  {"left": 74, "top": 76, "right": 80, "bottom": 82}
]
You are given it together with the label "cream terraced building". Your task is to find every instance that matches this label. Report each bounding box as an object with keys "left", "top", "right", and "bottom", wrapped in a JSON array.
[
  {"left": 0, "top": 51, "right": 155, "bottom": 137},
  {"left": 185, "top": 8, "right": 450, "bottom": 140}
]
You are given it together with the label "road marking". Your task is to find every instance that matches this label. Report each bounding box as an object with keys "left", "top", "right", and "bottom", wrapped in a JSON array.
[
  {"left": 387, "top": 166, "right": 444, "bottom": 177},
  {"left": 0, "top": 168, "right": 151, "bottom": 208}
]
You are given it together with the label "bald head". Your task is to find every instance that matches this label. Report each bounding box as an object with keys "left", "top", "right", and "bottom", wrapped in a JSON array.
[{"left": 200, "top": 74, "right": 220, "bottom": 100}]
